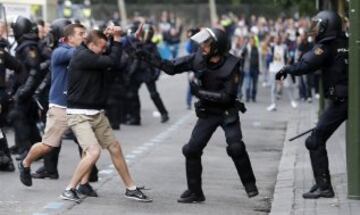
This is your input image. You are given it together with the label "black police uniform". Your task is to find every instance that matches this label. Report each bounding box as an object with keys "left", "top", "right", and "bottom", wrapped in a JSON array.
[
  {"left": 106, "top": 51, "right": 128, "bottom": 129},
  {"left": 8, "top": 33, "right": 44, "bottom": 159},
  {"left": 276, "top": 11, "right": 348, "bottom": 199},
  {"left": 0, "top": 38, "right": 22, "bottom": 171},
  {"left": 125, "top": 41, "right": 168, "bottom": 125},
  {"left": 141, "top": 45, "right": 258, "bottom": 202}
]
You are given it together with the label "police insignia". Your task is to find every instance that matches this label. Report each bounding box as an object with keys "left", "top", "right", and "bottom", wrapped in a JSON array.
[
  {"left": 234, "top": 74, "right": 239, "bottom": 83},
  {"left": 29, "top": 50, "right": 37, "bottom": 59},
  {"left": 314, "top": 47, "right": 324, "bottom": 55}
]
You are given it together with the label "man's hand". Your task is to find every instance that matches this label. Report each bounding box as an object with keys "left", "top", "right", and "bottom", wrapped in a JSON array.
[
  {"left": 104, "top": 26, "right": 122, "bottom": 42},
  {"left": 135, "top": 23, "right": 144, "bottom": 40},
  {"left": 275, "top": 66, "right": 289, "bottom": 81},
  {"left": 135, "top": 48, "right": 150, "bottom": 60}
]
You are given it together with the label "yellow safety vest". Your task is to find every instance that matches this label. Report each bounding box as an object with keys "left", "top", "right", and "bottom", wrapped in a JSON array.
[
  {"left": 63, "top": 7, "right": 72, "bottom": 18},
  {"left": 83, "top": 7, "right": 91, "bottom": 18}
]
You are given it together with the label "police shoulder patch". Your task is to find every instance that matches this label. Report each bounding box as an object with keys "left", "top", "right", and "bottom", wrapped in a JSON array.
[
  {"left": 234, "top": 74, "right": 239, "bottom": 83},
  {"left": 29, "top": 50, "right": 37, "bottom": 59},
  {"left": 314, "top": 47, "right": 324, "bottom": 55}
]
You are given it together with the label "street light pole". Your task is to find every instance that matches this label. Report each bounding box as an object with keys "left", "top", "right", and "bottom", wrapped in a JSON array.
[
  {"left": 347, "top": 0, "right": 360, "bottom": 199},
  {"left": 117, "top": 0, "right": 127, "bottom": 27},
  {"left": 209, "top": 0, "right": 218, "bottom": 26}
]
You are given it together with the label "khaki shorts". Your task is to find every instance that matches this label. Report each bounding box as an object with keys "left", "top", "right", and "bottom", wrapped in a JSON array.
[
  {"left": 42, "top": 107, "right": 69, "bottom": 147},
  {"left": 67, "top": 112, "right": 116, "bottom": 151}
]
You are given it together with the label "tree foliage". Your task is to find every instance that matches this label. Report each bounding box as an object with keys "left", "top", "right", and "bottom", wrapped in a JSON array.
[{"left": 71, "top": 0, "right": 316, "bottom": 15}]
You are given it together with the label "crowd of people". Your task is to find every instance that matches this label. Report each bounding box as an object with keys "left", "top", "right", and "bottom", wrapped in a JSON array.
[{"left": 0, "top": 8, "right": 349, "bottom": 204}]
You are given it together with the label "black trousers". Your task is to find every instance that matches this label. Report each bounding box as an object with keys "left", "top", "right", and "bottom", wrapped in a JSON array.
[
  {"left": 183, "top": 114, "right": 256, "bottom": 194},
  {"left": 8, "top": 100, "right": 41, "bottom": 153},
  {"left": 307, "top": 100, "right": 347, "bottom": 188},
  {"left": 41, "top": 132, "right": 98, "bottom": 178},
  {"left": 127, "top": 80, "right": 168, "bottom": 121}
]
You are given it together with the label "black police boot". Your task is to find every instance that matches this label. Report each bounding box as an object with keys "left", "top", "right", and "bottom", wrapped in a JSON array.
[
  {"left": 303, "top": 173, "right": 334, "bottom": 199},
  {"left": 15, "top": 150, "right": 28, "bottom": 161},
  {"left": 4, "top": 161, "right": 15, "bottom": 172},
  {"left": 161, "top": 113, "right": 169, "bottom": 123},
  {"left": 244, "top": 183, "right": 259, "bottom": 198},
  {"left": 125, "top": 118, "right": 141, "bottom": 126},
  {"left": 32, "top": 166, "right": 59, "bottom": 179},
  {"left": 303, "top": 185, "right": 334, "bottom": 199},
  {"left": 177, "top": 189, "right": 205, "bottom": 203},
  {"left": 89, "top": 165, "right": 98, "bottom": 182},
  {"left": 0, "top": 151, "right": 10, "bottom": 165},
  {"left": 9, "top": 145, "right": 20, "bottom": 154},
  {"left": 111, "top": 123, "right": 120, "bottom": 130}
]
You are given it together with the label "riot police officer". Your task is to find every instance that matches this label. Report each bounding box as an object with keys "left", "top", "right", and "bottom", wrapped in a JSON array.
[
  {"left": 126, "top": 24, "right": 169, "bottom": 125},
  {"left": 275, "top": 11, "right": 347, "bottom": 199},
  {"left": 136, "top": 27, "right": 258, "bottom": 203},
  {"left": 124, "top": 23, "right": 169, "bottom": 125},
  {"left": 8, "top": 16, "right": 44, "bottom": 160},
  {"left": 0, "top": 37, "right": 22, "bottom": 171}
]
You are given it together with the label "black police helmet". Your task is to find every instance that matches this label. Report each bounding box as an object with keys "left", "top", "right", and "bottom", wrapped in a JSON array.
[
  {"left": 210, "top": 28, "right": 230, "bottom": 55},
  {"left": 11, "top": 16, "right": 34, "bottom": 42},
  {"left": 50, "top": 18, "right": 72, "bottom": 41},
  {"left": 127, "top": 21, "right": 141, "bottom": 36},
  {"left": 310, "top": 10, "right": 342, "bottom": 42},
  {"left": 191, "top": 27, "right": 230, "bottom": 57}
]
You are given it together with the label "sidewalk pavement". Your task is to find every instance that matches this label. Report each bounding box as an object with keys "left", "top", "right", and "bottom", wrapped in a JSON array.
[{"left": 270, "top": 100, "right": 360, "bottom": 215}]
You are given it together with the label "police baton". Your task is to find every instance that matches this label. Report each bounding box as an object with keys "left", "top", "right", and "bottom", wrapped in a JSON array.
[
  {"left": 33, "top": 96, "right": 44, "bottom": 111},
  {"left": 288, "top": 127, "right": 315, "bottom": 142}
]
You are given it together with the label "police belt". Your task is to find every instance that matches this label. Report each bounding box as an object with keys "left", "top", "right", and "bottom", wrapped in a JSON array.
[
  {"left": 328, "top": 85, "right": 347, "bottom": 102},
  {"left": 195, "top": 100, "right": 246, "bottom": 117}
]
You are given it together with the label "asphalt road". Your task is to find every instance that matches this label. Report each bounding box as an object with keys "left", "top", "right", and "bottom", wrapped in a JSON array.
[{"left": 0, "top": 71, "right": 299, "bottom": 215}]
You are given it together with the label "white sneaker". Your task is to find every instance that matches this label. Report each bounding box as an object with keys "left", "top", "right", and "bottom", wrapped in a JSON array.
[
  {"left": 291, "top": 101, "right": 298, "bottom": 108},
  {"left": 267, "top": 104, "right": 277, "bottom": 111}
]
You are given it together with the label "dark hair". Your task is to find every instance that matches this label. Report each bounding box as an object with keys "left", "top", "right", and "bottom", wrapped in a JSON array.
[
  {"left": 63, "top": 23, "right": 85, "bottom": 38},
  {"left": 37, "top": 19, "right": 45, "bottom": 27},
  {"left": 85, "top": 30, "right": 107, "bottom": 45}
]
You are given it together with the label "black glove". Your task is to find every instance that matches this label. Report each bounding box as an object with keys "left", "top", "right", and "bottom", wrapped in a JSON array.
[
  {"left": 135, "top": 48, "right": 151, "bottom": 61},
  {"left": 275, "top": 66, "right": 289, "bottom": 80},
  {"left": 189, "top": 80, "right": 200, "bottom": 96}
]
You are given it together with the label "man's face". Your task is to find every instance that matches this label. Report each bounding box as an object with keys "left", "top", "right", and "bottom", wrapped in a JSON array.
[
  {"left": 89, "top": 38, "right": 107, "bottom": 55},
  {"left": 308, "top": 18, "right": 321, "bottom": 38},
  {"left": 37, "top": 24, "right": 46, "bottom": 38},
  {"left": 200, "top": 39, "right": 212, "bottom": 56},
  {"left": 68, "top": 27, "right": 86, "bottom": 47}
]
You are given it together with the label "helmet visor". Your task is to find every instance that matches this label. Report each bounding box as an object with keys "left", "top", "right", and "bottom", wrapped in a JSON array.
[
  {"left": 307, "top": 18, "right": 322, "bottom": 36},
  {"left": 190, "top": 28, "right": 212, "bottom": 44}
]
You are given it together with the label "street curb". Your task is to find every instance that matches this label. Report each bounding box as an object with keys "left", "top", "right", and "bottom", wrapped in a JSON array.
[{"left": 269, "top": 119, "right": 299, "bottom": 215}]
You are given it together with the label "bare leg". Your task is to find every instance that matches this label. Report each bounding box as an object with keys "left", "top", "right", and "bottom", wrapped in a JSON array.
[
  {"left": 108, "top": 141, "right": 135, "bottom": 188},
  {"left": 67, "top": 145, "right": 101, "bottom": 189},
  {"left": 23, "top": 142, "right": 52, "bottom": 168},
  {"left": 80, "top": 166, "right": 93, "bottom": 184}
]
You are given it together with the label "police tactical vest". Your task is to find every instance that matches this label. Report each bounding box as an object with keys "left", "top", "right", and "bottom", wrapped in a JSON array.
[
  {"left": 192, "top": 51, "right": 240, "bottom": 92},
  {"left": 322, "top": 36, "right": 348, "bottom": 99}
]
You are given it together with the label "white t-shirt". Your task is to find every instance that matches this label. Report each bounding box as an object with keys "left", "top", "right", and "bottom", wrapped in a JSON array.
[{"left": 269, "top": 44, "right": 287, "bottom": 73}]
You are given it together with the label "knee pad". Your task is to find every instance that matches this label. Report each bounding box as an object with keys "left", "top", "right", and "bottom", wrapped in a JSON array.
[
  {"left": 305, "top": 132, "right": 323, "bottom": 150},
  {"left": 226, "top": 142, "right": 246, "bottom": 158},
  {"left": 182, "top": 144, "right": 202, "bottom": 159}
]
